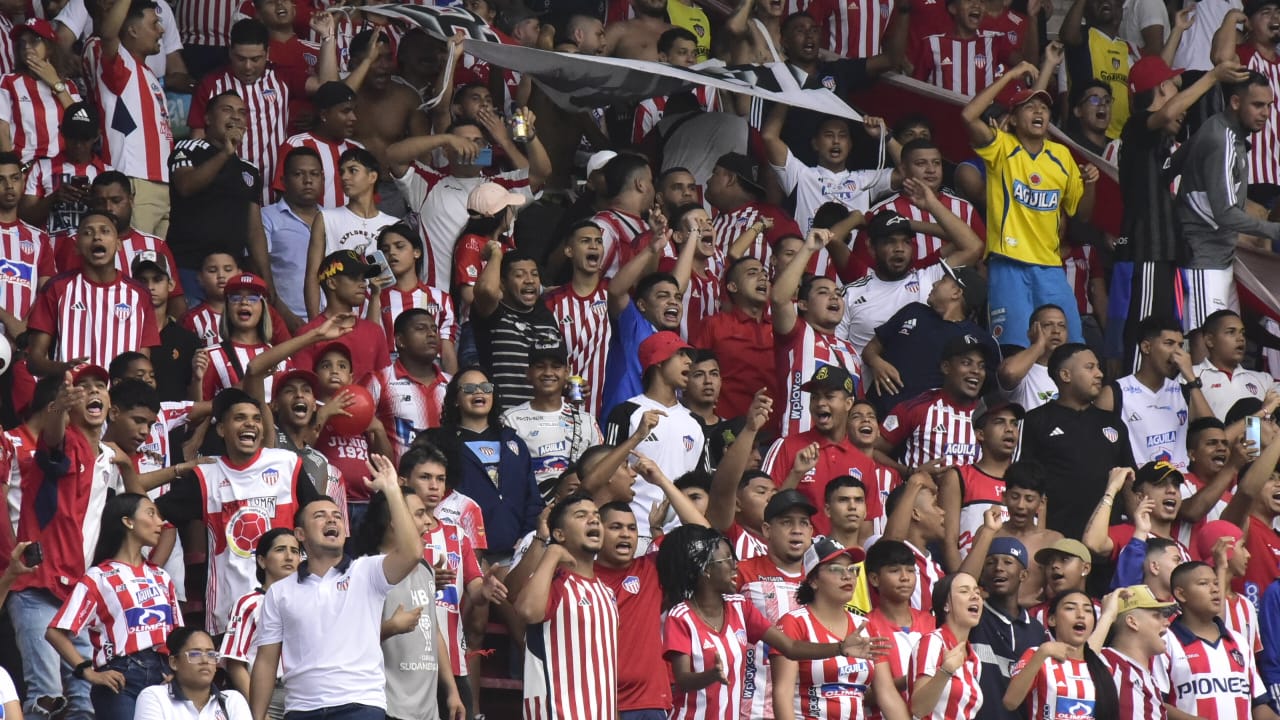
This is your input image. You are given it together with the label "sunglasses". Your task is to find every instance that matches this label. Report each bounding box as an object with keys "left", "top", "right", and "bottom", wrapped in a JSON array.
[{"left": 460, "top": 382, "right": 495, "bottom": 395}]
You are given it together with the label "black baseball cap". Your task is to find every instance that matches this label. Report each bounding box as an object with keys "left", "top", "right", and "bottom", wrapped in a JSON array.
[
  {"left": 1133, "top": 460, "right": 1184, "bottom": 489},
  {"left": 1245, "top": 0, "right": 1280, "bottom": 16},
  {"left": 763, "top": 489, "right": 817, "bottom": 522},
  {"left": 868, "top": 211, "right": 913, "bottom": 242},
  {"left": 972, "top": 392, "right": 1025, "bottom": 426},
  {"left": 313, "top": 81, "right": 357, "bottom": 110},
  {"left": 799, "top": 364, "right": 855, "bottom": 395},
  {"left": 318, "top": 249, "right": 379, "bottom": 282},
  {"left": 61, "top": 101, "right": 98, "bottom": 141},
  {"left": 941, "top": 334, "right": 994, "bottom": 363},
  {"left": 714, "top": 152, "right": 765, "bottom": 195},
  {"left": 941, "top": 263, "right": 987, "bottom": 316},
  {"left": 497, "top": 3, "right": 542, "bottom": 33},
  {"left": 529, "top": 342, "right": 568, "bottom": 364}
]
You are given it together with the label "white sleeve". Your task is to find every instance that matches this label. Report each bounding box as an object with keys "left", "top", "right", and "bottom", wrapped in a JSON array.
[
  {"left": 356, "top": 553, "right": 395, "bottom": 596},
  {"left": 772, "top": 150, "right": 806, "bottom": 194},
  {"left": 393, "top": 164, "right": 429, "bottom": 208},
  {"left": 53, "top": 0, "right": 92, "bottom": 40},
  {"left": 132, "top": 686, "right": 168, "bottom": 720},
  {"left": 0, "top": 668, "right": 16, "bottom": 703},
  {"left": 254, "top": 586, "right": 283, "bottom": 647},
  {"left": 222, "top": 689, "right": 254, "bottom": 720},
  {"left": 156, "top": 0, "right": 184, "bottom": 54},
  {"left": 1134, "top": 0, "right": 1170, "bottom": 35}
]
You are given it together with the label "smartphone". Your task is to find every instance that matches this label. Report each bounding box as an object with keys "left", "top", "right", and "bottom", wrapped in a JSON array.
[
  {"left": 1247, "top": 415, "right": 1262, "bottom": 449},
  {"left": 474, "top": 146, "right": 493, "bottom": 168},
  {"left": 71, "top": 175, "right": 89, "bottom": 187},
  {"left": 21, "top": 542, "right": 42, "bottom": 568},
  {"left": 365, "top": 250, "right": 396, "bottom": 288}
]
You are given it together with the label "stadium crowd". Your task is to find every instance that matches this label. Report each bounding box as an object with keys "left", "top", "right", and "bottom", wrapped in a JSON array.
[{"left": 5, "top": 0, "right": 1280, "bottom": 719}]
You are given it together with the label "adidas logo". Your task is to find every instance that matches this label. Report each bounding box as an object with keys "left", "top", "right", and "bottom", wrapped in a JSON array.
[
  {"left": 853, "top": 296, "right": 867, "bottom": 305},
  {"left": 941, "top": 58, "right": 953, "bottom": 65},
  {"left": 72, "top": 107, "right": 90, "bottom": 122},
  {"left": 1049, "top": 427, "right": 1064, "bottom": 437},
  {"left": 71, "top": 301, "right": 86, "bottom": 311}
]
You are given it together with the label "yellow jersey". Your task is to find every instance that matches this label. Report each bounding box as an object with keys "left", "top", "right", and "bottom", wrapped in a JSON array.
[
  {"left": 975, "top": 129, "right": 1084, "bottom": 267},
  {"left": 1075, "top": 28, "right": 1135, "bottom": 139},
  {"left": 666, "top": 0, "right": 711, "bottom": 62}
]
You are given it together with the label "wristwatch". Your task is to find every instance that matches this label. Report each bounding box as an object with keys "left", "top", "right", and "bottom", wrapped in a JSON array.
[{"left": 52, "top": 81, "right": 67, "bottom": 94}]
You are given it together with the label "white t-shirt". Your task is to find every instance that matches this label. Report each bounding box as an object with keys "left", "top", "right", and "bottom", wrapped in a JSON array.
[
  {"left": 0, "top": 667, "right": 15, "bottom": 704},
  {"left": 1194, "top": 358, "right": 1277, "bottom": 421},
  {"left": 56, "top": 0, "right": 182, "bottom": 81},
  {"left": 1007, "top": 362, "right": 1058, "bottom": 412},
  {"left": 255, "top": 555, "right": 394, "bottom": 712},
  {"left": 1172, "top": 0, "right": 1241, "bottom": 72},
  {"left": 1116, "top": 374, "right": 1191, "bottom": 470},
  {"left": 320, "top": 206, "right": 397, "bottom": 257},
  {"left": 133, "top": 685, "right": 252, "bottom": 720},
  {"left": 604, "top": 394, "right": 707, "bottom": 537},
  {"left": 837, "top": 262, "right": 948, "bottom": 353},
  {"left": 773, "top": 149, "right": 894, "bottom": 232},
  {"left": 1119, "top": 0, "right": 1169, "bottom": 48},
  {"left": 501, "top": 400, "right": 602, "bottom": 493}
]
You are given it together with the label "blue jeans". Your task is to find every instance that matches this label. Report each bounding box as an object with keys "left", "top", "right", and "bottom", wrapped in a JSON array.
[
  {"left": 987, "top": 254, "right": 1084, "bottom": 347},
  {"left": 285, "top": 703, "right": 386, "bottom": 720},
  {"left": 91, "top": 650, "right": 169, "bottom": 720},
  {"left": 8, "top": 589, "right": 93, "bottom": 720},
  {"left": 179, "top": 267, "right": 207, "bottom": 305}
]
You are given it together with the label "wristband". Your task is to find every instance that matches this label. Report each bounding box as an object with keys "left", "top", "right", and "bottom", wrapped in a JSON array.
[
  {"left": 1182, "top": 377, "right": 1202, "bottom": 390},
  {"left": 72, "top": 660, "right": 92, "bottom": 679}
]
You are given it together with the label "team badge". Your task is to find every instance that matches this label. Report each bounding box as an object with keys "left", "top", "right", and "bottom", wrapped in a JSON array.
[
  {"left": 974, "top": 54, "right": 987, "bottom": 69},
  {"left": 1247, "top": 382, "right": 1259, "bottom": 394},
  {"left": 1231, "top": 648, "right": 1245, "bottom": 666},
  {"left": 694, "top": 24, "right": 705, "bottom": 37},
  {"left": 507, "top": 440, "right": 519, "bottom": 455},
  {"left": 1111, "top": 58, "right": 1121, "bottom": 70},
  {"left": 447, "top": 551, "right": 462, "bottom": 569},
  {"left": 114, "top": 302, "right": 132, "bottom": 320},
  {"left": 822, "top": 76, "right": 836, "bottom": 91},
  {"left": 683, "top": 435, "right": 695, "bottom": 451},
  {"left": 261, "top": 468, "right": 279, "bottom": 486},
  {"left": 1029, "top": 172, "right": 1042, "bottom": 185},
  {"left": 18, "top": 239, "right": 34, "bottom": 255},
  {"left": 623, "top": 575, "right": 641, "bottom": 594},
  {"left": 242, "top": 172, "right": 254, "bottom": 187},
  {"left": 1102, "top": 427, "right": 1119, "bottom": 443}
]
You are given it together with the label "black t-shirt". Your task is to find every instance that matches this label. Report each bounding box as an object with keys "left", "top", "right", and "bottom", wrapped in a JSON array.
[
  {"left": 1018, "top": 401, "right": 1134, "bottom": 539},
  {"left": 473, "top": 302, "right": 563, "bottom": 412},
  {"left": 155, "top": 319, "right": 201, "bottom": 403},
  {"left": 1117, "top": 106, "right": 1183, "bottom": 264},
  {"left": 166, "top": 138, "right": 263, "bottom": 268}
]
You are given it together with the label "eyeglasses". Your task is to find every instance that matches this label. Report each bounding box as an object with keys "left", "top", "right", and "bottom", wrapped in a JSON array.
[
  {"left": 181, "top": 650, "right": 220, "bottom": 664},
  {"left": 706, "top": 556, "right": 737, "bottom": 569},
  {"left": 229, "top": 293, "right": 263, "bottom": 305},
  {"left": 460, "top": 382, "right": 495, "bottom": 395},
  {"left": 1080, "top": 95, "right": 1113, "bottom": 107},
  {"left": 822, "top": 564, "right": 858, "bottom": 577}
]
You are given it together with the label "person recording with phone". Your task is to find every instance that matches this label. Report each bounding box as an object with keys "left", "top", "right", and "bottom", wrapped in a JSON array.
[{"left": 20, "top": 100, "right": 108, "bottom": 242}]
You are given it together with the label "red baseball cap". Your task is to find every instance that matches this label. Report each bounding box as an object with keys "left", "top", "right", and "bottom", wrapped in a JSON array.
[
  {"left": 70, "top": 362, "right": 109, "bottom": 385},
  {"left": 12, "top": 18, "right": 56, "bottom": 43},
  {"left": 272, "top": 368, "right": 320, "bottom": 401},
  {"left": 1129, "top": 56, "right": 1183, "bottom": 95},
  {"left": 1004, "top": 87, "right": 1053, "bottom": 110},
  {"left": 638, "top": 331, "right": 693, "bottom": 372},
  {"left": 224, "top": 272, "right": 269, "bottom": 297}
]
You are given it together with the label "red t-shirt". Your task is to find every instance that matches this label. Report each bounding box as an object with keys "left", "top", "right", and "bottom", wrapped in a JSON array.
[
  {"left": 762, "top": 430, "right": 878, "bottom": 535},
  {"left": 292, "top": 315, "right": 391, "bottom": 384},
  {"left": 594, "top": 555, "right": 671, "bottom": 712},
  {"left": 1234, "top": 514, "right": 1280, "bottom": 602}
]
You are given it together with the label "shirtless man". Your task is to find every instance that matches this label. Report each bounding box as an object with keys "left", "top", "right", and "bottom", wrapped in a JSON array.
[
  {"left": 349, "top": 28, "right": 431, "bottom": 217},
  {"left": 961, "top": 461, "right": 1062, "bottom": 607},
  {"left": 393, "top": 29, "right": 442, "bottom": 102},
  {"left": 726, "top": 0, "right": 786, "bottom": 64},
  {"left": 605, "top": 0, "right": 672, "bottom": 60}
]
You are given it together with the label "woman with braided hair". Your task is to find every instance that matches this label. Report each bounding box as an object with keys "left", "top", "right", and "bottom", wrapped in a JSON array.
[{"left": 656, "top": 525, "right": 892, "bottom": 720}]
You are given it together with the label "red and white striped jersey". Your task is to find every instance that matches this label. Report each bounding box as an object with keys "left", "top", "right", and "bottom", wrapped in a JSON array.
[
  {"left": 659, "top": 255, "right": 723, "bottom": 342},
  {"left": 51, "top": 226, "right": 180, "bottom": 289},
  {"left": 84, "top": 39, "right": 174, "bottom": 182},
  {"left": 1013, "top": 648, "right": 1099, "bottom": 720},
  {"left": 26, "top": 271, "right": 160, "bottom": 368},
  {"left": 710, "top": 201, "right": 800, "bottom": 263},
  {"left": 979, "top": 8, "right": 1031, "bottom": 52},
  {"left": 0, "top": 74, "right": 80, "bottom": 163},
  {"left": 956, "top": 465, "right": 1008, "bottom": 558},
  {"left": 371, "top": 362, "right": 449, "bottom": 460},
  {"left": 180, "top": 302, "right": 222, "bottom": 347},
  {"left": 593, "top": 209, "right": 648, "bottom": 278},
  {"left": 806, "top": 0, "right": 893, "bottom": 59},
  {"left": 523, "top": 569, "right": 619, "bottom": 720},
  {"left": 1160, "top": 618, "right": 1266, "bottom": 720},
  {"left": 195, "top": 448, "right": 305, "bottom": 634},
  {"left": 377, "top": 283, "right": 459, "bottom": 344},
  {"left": 881, "top": 389, "right": 979, "bottom": 469},
  {"left": 664, "top": 594, "right": 774, "bottom": 720},
  {"left": 775, "top": 321, "right": 863, "bottom": 437},
  {"left": 911, "top": 32, "right": 1015, "bottom": 98},
  {"left": 1100, "top": 647, "right": 1166, "bottom": 720},
  {"left": 1238, "top": 45, "right": 1280, "bottom": 186},
  {"left": 0, "top": 16, "right": 13, "bottom": 77},
  {"left": 905, "top": 540, "right": 945, "bottom": 613},
  {"left": 436, "top": 489, "right": 488, "bottom": 551},
  {"left": 737, "top": 556, "right": 805, "bottom": 720},
  {"left": 272, "top": 131, "right": 365, "bottom": 209},
  {"left": 727, "top": 522, "right": 768, "bottom": 561},
  {"left": 543, "top": 282, "right": 611, "bottom": 419},
  {"left": 220, "top": 589, "right": 278, "bottom": 677},
  {"left": 632, "top": 87, "right": 719, "bottom": 144},
  {"left": 865, "top": 464, "right": 900, "bottom": 536},
  {"left": 772, "top": 608, "right": 875, "bottom": 720},
  {"left": 189, "top": 68, "right": 289, "bottom": 205},
  {"left": 201, "top": 341, "right": 276, "bottom": 401},
  {"left": 135, "top": 401, "right": 194, "bottom": 477},
  {"left": 0, "top": 219, "right": 54, "bottom": 321},
  {"left": 865, "top": 606, "right": 934, "bottom": 705},
  {"left": 23, "top": 154, "right": 110, "bottom": 239},
  {"left": 49, "top": 560, "right": 182, "bottom": 665},
  {"left": 177, "top": 0, "right": 238, "bottom": 47},
  {"left": 909, "top": 625, "right": 983, "bottom": 720},
  {"left": 852, "top": 191, "right": 983, "bottom": 275},
  {"left": 422, "top": 520, "right": 481, "bottom": 676},
  {"left": 1062, "top": 243, "right": 1103, "bottom": 316},
  {"left": 1225, "top": 592, "right": 1262, "bottom": 654}
]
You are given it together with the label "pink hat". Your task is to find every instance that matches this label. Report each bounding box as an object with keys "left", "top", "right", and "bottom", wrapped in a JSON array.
[
  {"left": 1193, "top": 520, "right": 1244, "bottom": 565},
  {"left": 466, "top": 183, "right": 526, "bottom": 217}
]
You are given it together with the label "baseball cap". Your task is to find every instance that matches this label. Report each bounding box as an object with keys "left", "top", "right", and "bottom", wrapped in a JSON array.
[
  {"left": 497, "top": 4, "right": 541, "bottom": 34},
  {"left": 1129, "top": 56, "right": 1183, "bottom": 95},
  {"left": 1133, "top": 460, "right": 1184, "bottom": 489},
  {"left": 638, "top": 331, "right": 693, "bottom": 371},
  {"left": 272, "top": 368, "right": 320, "bottom": 401},
  {"left": 941, "top": 334, "right": 994, "bottom": 363},
  {"left": 972, "top": 392, "right": 1025, "bottom": 427},
  {"left": 12, "top": 18, "right": 56, "bottom": 43},
  {"left": 1034, "top": 538, "right": 1093, "bottom": 565},
  {"left": 1193, "top": 520, "right": 1244, "bottom": 564},
  {"left": 802, "top": 536, "right": 866, "bottom": 577},
  {"left": 763, "top": 489, "right": 818, "bottom": 522},
  {"left": 586, "top": 150, "right": 617, "bottom": 178},
  {"left": 714, "top": 152, "right": 765, "bottom": 195},
  {"left": 313, "top": 81, "right": 357, "bottom": 110},
  {"left": 129, "top": 249, "right": 170, "bottom": 278},
  {"left": 987, "top": 537, "right": 1029, "bottom": 568},
  {"left": 467, "top": 182, "right": 527, "bottom": 217},
  {"left": 1006, "top": 87, "right": 1053, "bottom": 110},
  {"left": 224, "top": 272, "right": 269, "bottom": 298},
  {"left": 528, "top": 341, "right": 568, "bottom": 365},
  {"left": 1245, "top": 0, "right": 1280, "bottom": 15},
  {"left": 1115, "top": 584, "right": 1177, "bottom": 615},
  {"left": 318, "top": 249, "right": 379, "bottom": 282},
  {"left": 69, "top": 362, "right": 109, "bottom": 386},
  {"left": 868, "top": 211, "right": 913, "bottom": 242},
  {"left": 212, "top": 387, "right": 261, "bottom": 423},
  {"left": 60, "top": 101, "right": 98, "bottom": 141},
  {"left": 315, "top": 341, "right": 353, "bottom": 366},
  {"left": 800, "top": 364, "right": 855, "bottom": 395},
  {"left": 941, "top": 263, "right": 987, "bottom": 316}
]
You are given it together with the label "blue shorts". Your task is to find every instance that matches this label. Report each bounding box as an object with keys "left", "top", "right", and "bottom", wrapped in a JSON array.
[{"left": 987, "top": 255, "right": 1083, "bottom": 347}]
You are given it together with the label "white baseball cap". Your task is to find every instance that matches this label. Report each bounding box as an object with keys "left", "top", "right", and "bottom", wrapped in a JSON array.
[{"left": 586, "top": 150, "right": 617, "bottom": 178}]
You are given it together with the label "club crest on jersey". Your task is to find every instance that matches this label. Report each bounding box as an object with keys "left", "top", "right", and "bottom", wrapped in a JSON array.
[
  {"left": 447, "top": 551, "right": 461, "bottom": 568},
  {"left": 974, "top": 54, "right": 987, "bottom": 69},
  {"left": 18, "top": 238, "right": 34, "bottom": 255},
  {"left": 1247, "top": 382, "right": 1259, "bottom": 394},
  {"left": 683, "top": 435, "right": 695, "bottom": 452},
  {"left": 114, "top": 302, "right": 132, "bottom": 320},
  {"left": 1177, "top": 409, "right": 1188, "bottom": 425},
  {"left": 242, "top": 172, "right": 254, "bottom": 187},
  {"left": 507, "top": 440, "right": 519, "bottom": 455},
  {"left": 1231, "top": 648, "right": 1245, "bottom": 665},
  {"left": 1102, "top": 427, "right": 1119, "bottom": 443},
  {"left": 261, "top": 468, "right": 280, "bottom": 486},
  {"left": 822, "top": 76, "right": 836, "bottom": 91},
  {"left": 735, "top": 629, "right": 749, "bottom": 645},
  {"left": 1111, "top": 58, "right": 1121, "bottom": 70},
  {"left": 623, "top": 575, "right": 641, "bottom": 594}
]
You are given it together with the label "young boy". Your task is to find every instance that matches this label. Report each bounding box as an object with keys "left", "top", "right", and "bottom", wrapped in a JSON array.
[
  {"left": 295, "top": 250, "right": 392, "bottom": 383},
  {"left": 1030, "top": 538, "right": 1095, "bottom": 626},
  {"left": 864, "top": 539, "right": 935, "bottom": 704},
  {"left": 129, "top": 251, "right": 203, "bottom": 402},
  {"left": 986, "top": 462, "right": 1062, "bottom": 607},
  {"left": 180, "top": 250, "right": 239, "bottom": 347},
  {"left": 373, "top": 307, "right": 450, "bottom": 461},
  {"left": 848, "top": 399, "right": 900, "bottom": 535}
]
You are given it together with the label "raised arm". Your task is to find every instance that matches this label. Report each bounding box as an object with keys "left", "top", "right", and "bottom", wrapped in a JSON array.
[
  {"left": 471, "top": 240, "right": 505, "bottom": 320},
  {"left": 1081, "top": 467, "right": 1130, "bottom": 556},
  {"left": 607, "top": 226, "right": 666, "bottom": 319},
  {"left": 633, "top": 454, "right": 710, "bottom": 527},
  {"left": 1212, "top": 10, "right": 1246, "bottom": 65},
  {"left": 1060, "top": 0, "right": 1088, "bottom": 47},
  {"left": 770, "top": 229, "right": 828, "bottom": 336},
  {"left": 708, "top": 390, "right": 771, "bottom": 530},
  {"left": 761, "top": 103, "right": 790, "bottom": 169},
  {"left": 99, "top": 0, "right": 132, "bottom": 58},
  {"left": 962, "top": 61, "right": 1038, "bottom": 147},
  {"left": 903, "top": 178, "right": 983, "bottom": 267},
  {"left": 368, "top": 455, "right": 425, "bottom": 584},
  {"left": 1160, "top": 8, "right": 1193, "bottom": 68}
]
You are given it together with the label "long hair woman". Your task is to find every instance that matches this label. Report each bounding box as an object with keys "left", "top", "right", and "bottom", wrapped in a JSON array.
[
  {"left": 1003, "top": 589, "right": 1119, "bottom": 720},
  {"left": 46, "top": 494, "right": 181, "bottom": 720},
  {"left": 3, "top": 20, "right": 79, "bottom": 163},
  {"left": 203, "top": 272, "right": 281, "bottom": 400},
  {"left": 771, "top": 538, "right": 909, "bottom": 720},
  {"left": 134, "top": 627, "right": 251, "bottom": 720},
  {"left": 657, "top": 525, "right": 887, "bottom": 720},
  {"left": 908, "top": 572, "right": 985, "bottom": 720}
]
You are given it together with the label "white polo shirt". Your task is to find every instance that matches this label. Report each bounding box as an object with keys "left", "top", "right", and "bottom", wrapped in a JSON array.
[
  {"left": 255, "top": 555, "right": 393, "bottom": 712},
  {"left": 1193, "top": 359, "right": 1277, "bottom": 421}
]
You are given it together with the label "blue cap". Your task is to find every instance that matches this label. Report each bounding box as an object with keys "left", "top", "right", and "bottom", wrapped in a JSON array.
[{"left": 987, "top": 537, "right": 1028, "bottom": 568}]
